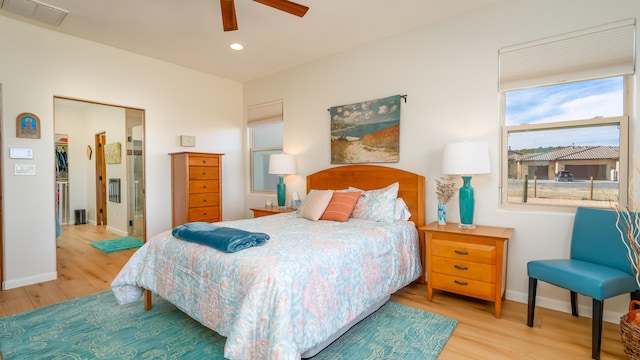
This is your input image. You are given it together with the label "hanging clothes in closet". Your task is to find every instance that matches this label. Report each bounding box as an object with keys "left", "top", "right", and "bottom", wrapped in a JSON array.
[{"left": 55, "top": 143, "right": 68, "bottom": 179}]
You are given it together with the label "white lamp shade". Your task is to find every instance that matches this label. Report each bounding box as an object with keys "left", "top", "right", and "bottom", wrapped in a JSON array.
[
  {"left": 268, "top": 154, "right": 297, "bottom": 175},
  {"left": 442, "top": 141, "right": 490, "bottom": 175}
]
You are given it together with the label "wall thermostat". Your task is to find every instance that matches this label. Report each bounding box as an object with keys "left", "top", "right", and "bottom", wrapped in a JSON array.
[{"left": 10, "top": 147, "right": 33, "bottom": 159}]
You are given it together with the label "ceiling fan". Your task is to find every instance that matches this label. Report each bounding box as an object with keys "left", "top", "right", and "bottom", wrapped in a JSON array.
[{"left": 220, "top": 0, "right": 309, "bottom": 31}]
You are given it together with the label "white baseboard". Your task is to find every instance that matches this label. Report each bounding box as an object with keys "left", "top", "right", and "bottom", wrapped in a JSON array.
[
  {"left": 507, "top": 289, "right": 624, "bottom": 324},
  {"left": 3, "top": 271, "right": 57, "bottom": 290},
  {"left": 106, "top": 226, "right": 128, "bottom": 237}
]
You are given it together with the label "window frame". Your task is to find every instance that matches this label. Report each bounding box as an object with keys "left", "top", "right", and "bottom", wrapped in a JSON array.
[
  {"left": 499, "top": 76, "right": 631, "bottom": 210},
  {"left": 249, "top": 140, "right": 282, "bottom": 194},
  {"left": 247, "top": 100, "right": 284, "bottom": 194}
]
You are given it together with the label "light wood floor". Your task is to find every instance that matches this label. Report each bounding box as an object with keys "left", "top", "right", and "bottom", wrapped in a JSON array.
[
  {"left": 0, "top": 224, "right": 138, "bottom": 317},
  {"left": 0, "top": 224, "right": 628, "bottom": 359}
]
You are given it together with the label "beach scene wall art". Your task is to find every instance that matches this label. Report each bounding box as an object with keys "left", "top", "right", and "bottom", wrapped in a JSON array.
[{"left": 330, "top": 94, "right": 401, "bottom": 164}]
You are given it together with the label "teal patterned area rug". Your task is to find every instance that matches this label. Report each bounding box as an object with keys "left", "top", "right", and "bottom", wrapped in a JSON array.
[
  {"left": 90, "top": 236, "right": 143, "bottom": 253},
  {"left": 0, "top": 291, "right": 457, "bottom": 359}
]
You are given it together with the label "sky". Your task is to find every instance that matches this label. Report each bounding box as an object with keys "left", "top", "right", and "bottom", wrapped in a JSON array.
[{"left": 505, "top": 77, "right": 623, "bottom": 150}]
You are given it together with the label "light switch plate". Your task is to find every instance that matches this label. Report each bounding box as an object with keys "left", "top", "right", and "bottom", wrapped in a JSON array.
[
  {"left": 15, "top": 164, "right": 36, "bottom": 176},
  {"left": 180, "top": 135, "right": 196, "bottom": 147}
]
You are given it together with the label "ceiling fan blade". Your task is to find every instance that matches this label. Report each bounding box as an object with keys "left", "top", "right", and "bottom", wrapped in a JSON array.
[
  {"left": 220, "top": 0, "right": 238, "bottom": 31},
  {"left": 254, "top": 0, "right": 309, "bottom": 17}
]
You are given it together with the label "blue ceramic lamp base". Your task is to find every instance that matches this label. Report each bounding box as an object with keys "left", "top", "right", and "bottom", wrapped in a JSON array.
[
  {"left": 276, "top": 175, "right": 286, "bottom": 207},
  {"left": 458, "top": 175, "right": 476, "bottom": 229}
]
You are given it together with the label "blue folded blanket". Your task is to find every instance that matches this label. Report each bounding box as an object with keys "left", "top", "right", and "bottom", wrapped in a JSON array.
[{"left": 171, "top": 222, "right": 270, "bottom": 253}]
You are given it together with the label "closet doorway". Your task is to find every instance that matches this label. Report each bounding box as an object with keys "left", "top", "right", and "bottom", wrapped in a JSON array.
[{"left": 53, "top": 97, "right": 145, "bottom": 242}]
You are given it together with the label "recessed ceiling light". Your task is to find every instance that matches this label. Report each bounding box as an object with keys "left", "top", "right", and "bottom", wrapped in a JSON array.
[{"left": 229, "top": 43, "right": 244, "bottom": 51}]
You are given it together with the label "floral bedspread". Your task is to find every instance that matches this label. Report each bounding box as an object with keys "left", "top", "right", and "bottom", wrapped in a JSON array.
[{"left": 112, "top": 213, "right": 421, "bottom": 360}]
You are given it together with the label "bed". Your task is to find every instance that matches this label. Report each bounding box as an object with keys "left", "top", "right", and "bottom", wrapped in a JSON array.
[{"left": 112, "top": 164, "right": 425, "bottom": 360}]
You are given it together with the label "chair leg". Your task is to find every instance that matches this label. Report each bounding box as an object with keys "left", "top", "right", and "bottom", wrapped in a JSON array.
[
  {"left": 570, "top": 291, "right": 578, "bottom": 317},
  {"left": 527, "top": 277, "right": 537, "bottom": 327},
  {"left": 592, "top": 298, "right": 603, "bottom": 360}
]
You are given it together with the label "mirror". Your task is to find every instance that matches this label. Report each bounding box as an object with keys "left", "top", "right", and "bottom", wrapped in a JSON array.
[
  {"left": 54, "top": 98, "right": 145, "bottom": 243},
  {"left": 127, "top": 110, "right": 144, "bottom": 238}
]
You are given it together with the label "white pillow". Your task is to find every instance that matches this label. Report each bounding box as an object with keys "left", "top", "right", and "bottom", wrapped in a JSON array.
[
  {"left": 298, "top": 190, "right": 334, "bottom": 221},
  {"left": 394, "top": 198, "right": 411, "bottom": 221}
]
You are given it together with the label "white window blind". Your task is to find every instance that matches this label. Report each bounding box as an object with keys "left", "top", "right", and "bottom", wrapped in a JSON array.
[
  {"left": 499, "top": 19, "right": 636, "bottom": 91},
  {"left": 247, "top": 100, "right": 283, "bottom": 127}
]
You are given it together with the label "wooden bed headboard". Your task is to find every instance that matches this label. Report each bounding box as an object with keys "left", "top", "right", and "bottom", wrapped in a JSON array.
[{"left": 306, "top": 165, "right": 425, "bottom": 227}]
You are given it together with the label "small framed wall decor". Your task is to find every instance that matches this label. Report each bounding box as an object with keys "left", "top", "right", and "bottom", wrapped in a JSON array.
[
  {"left": 104, "top": 142, "right": 122, "bottom": 164},
  {"left": 16, "top": 113, "right": 41, "bottom": 139},
  {"left": 180, "top": 135, "right": 196, "bottom": 147}
]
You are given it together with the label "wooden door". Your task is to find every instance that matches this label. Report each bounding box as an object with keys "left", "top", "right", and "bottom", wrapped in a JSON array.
[{"left": 95, "top": 133, "right": 107, "bottom": 225}]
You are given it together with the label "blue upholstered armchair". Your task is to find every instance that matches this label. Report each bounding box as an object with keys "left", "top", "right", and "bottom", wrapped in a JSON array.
[{"left": 527, "top": 207, "right": 640, "bottom": 360}]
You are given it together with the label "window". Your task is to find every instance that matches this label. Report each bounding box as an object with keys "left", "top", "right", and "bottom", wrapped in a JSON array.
[
  {"left": 248, "top": 101, "right": 284, "bottom": 192},
  {"left": 499, "top": 19, "right": 635, "bottom": 209},
  {"left": 502, "top": 77, "right": 628, "bottom": 208}
]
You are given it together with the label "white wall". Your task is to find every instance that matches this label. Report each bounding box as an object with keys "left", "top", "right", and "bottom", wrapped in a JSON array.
[
  {"left": 0, "top": 16, "right": 244, "bottom": 289},
  {"left": 244, "top": 0, "right": 640, "bottom": 322}
]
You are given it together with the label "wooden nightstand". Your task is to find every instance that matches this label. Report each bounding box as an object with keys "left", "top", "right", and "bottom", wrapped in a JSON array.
[
  {"left": 420, "top": 222, "right": 514, "bottom": 318},
  {"left": 250, "top": 207, "right": 295, "bottom": 218}
]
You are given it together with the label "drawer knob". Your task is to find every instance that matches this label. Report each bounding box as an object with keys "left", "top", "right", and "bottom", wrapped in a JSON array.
[
  {"left": 454, "top": 265, "right": 468, "bottom": 270},
  {"left": 454, "top": 250, "right": 469, "bottom": 255},
  {"left": 203, "top": 212, "right": 207, "bottom": 215},
  {"left": 203, "top": 185, "right": 207, "bottom": 189},
  {"left": 202, "top": 160, "right": 207, "bottom": 164},
  {"left": 202, "top": 172, "right": 207, "bottom": 175},
  {"left": 454, "top": 280, "right": 468, "bottom": 286},
  {"left": 203, "top": 198, "right": 207, "bottom": 202}
]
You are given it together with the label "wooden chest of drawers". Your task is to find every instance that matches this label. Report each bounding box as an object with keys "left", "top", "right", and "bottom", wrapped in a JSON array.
[
  {"left": 170, "top": 152, "right": 223, "bottom": 227},
  {"left": 421, "top": 222, "right": 514, "bottom": 318}
]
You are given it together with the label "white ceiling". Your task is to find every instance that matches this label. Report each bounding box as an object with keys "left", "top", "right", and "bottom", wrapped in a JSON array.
[{"left": 1, "top": 0, "right": 502, "bottom": 82}]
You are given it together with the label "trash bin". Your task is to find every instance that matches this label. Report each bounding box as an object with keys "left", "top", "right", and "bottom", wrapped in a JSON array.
[{"left": 74, "top": 209, "right": 86, "bottom": 225}]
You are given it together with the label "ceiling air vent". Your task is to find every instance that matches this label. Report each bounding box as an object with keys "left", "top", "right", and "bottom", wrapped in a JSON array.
[{"left": 0, "top": 0, "right": 68, "bottom": 26}]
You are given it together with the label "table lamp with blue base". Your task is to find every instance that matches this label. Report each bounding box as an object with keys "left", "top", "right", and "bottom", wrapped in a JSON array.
[
  {"left": 442, "top": 141, "right": 490, "bottom": 229},
  {"left": 268, "top": 153, "right": 297, "bottom": 207}
]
